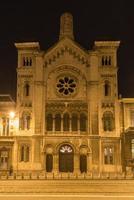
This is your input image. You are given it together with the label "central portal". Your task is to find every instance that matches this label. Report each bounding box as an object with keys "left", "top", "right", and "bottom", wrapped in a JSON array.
[{"left": 59, "top": 144, "right": 74, "bottom": 172}]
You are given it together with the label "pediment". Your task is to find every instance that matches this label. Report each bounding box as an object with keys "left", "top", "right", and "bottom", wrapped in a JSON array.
[{"left": 44, "top": 38, "right": 89, "bottom": 67}]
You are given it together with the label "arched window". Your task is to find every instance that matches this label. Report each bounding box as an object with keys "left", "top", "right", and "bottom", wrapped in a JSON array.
[
  {"left": 80, "top": 113, "right": 87, "bottom": 132},
  {"left": 102, "top": 56, "right": 105, "bottom": 66},
  {"left": 130, "top": 111, "right": 134, "bottom": 127},
  {"left": 108, "top": 56, "right": 111, "bottom": 65},
  {"left": 80, "top": 155, "right": 87, "bottom": 173},
  {"left": 20, "top": 113, "right": 31, "bottom": 130},
  {"left": 24, "top": 83, "right": 30, "bottom": 96},
  {"left": 23, "top": 57, "right": 32, "bottom": 67},
  {"left": 55, "top": 114, "right": 61, "bottom": 131},
  {"left": 46, "top": 114, "right": 53, "bottom": 131},
  {"left": 103, "top": 111, "right": 114, "bottom": 131},
  {"left": 26, "top": 146, "right": 30, "bottom": 162},
  {"left": 20, "top": 146, "right": 24, "bottom": 161},
  {"left": 1, "top": 117, "right": 9, "bottom": 136},
  {"left": 63, "top": 113, "right": 69, "bottom": 131},
  {"left": 104, "top": 81, "right": 111, "bottom": 96},
  {"left": 20, "top": 145, "right": 30, "bottom": 162},
  {"left": 105, "top": 56, "right": 108, "bottom": 65},
  {"left": 46, "top": 154, "right": 53, "bottom": 172},
  {"left": 104, "top": 147, "right": 113, "bottom": 164},
  {"left": 71, "top": 113, "right": 78, "bottom": 131}
]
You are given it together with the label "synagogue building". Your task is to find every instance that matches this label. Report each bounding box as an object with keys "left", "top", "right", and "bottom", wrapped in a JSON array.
[{"left": 0, "top": 13, "right": 134, "bottom": 175}]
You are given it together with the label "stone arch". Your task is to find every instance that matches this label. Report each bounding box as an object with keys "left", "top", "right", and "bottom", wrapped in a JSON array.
[{"left": 55, "top": 142, "right": 76, "bottom": 154}]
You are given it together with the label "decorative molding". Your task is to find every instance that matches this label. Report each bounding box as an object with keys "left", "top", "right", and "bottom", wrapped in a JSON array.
[{"left": 44, "top": 44, "right": 89, "bottom": 68}]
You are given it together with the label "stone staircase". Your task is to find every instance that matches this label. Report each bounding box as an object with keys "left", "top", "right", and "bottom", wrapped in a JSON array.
[{"left": 0, "top": 179, "right": 134, "bottom": 195}]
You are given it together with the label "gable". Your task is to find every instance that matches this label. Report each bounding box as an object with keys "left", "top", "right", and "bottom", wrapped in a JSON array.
[{"left": 44, "top": 38, "right": 89, "bottom": 68}]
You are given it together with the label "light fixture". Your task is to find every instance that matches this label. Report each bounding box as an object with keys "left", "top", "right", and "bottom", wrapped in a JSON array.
[{"left": 9, "top": 111, "right": 15, "bottom": 119}]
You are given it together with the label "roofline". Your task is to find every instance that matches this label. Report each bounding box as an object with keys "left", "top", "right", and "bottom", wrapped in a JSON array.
[
  {"left": 94, "top": 41, "right": 120, "bottom": 48},
  {"left": 14, "top": 42, "right": 40, "bottom": 50},
  {"left": 119, "top": 98, "right": 134, "bottom": 103}
]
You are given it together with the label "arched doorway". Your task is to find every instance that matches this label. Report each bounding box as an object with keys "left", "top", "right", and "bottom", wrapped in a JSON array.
[{"left": 59, "top": 144, "right": 74, "bottom": 172}]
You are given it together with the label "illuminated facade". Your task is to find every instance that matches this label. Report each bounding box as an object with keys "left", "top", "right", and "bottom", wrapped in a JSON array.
[{"left": 0, "top": 12, "right": 134, "bottom": 175}]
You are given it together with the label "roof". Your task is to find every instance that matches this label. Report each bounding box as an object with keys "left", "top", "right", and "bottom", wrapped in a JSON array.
[{"left": 0, "top": 95, "right": 15, "bottom": 103}]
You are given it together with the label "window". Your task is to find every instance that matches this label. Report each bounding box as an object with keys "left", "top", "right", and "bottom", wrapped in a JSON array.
[
  {"left": 71, "top": 113, "right": 78, "bottom": 131},
  {"left": 103, "top": 111, "right": 114, "bottom": 131},
  {"left": 46, "top": 154, "right": 53, "bottom": 172},
  {"left": 101, "top": 56, "right": 112, "bottom": 66},
  {"left": 104, "top": 147, "right": 113, "bottom": 164},
  {"left": 20, "top": 113, "right": 31, "bottom": 130},
  {"left": 104, "top": 81, "right": 111, "bottom": 96},
  {"left": 131, "top": 139, "right": 134, "bottom": 159},
  {"left": 1, "top": 117, "right": 9, "bottom": 136},
  {"left": 56, "top": 76, "right": 77, "bottom": 96},
  {"left": 46, "top": 114, "right": 53, "bottom": 131},
  {"left": 20, "top": 145, "right": 30, "bottom": 162},
  {"left": 130, "top": 111, "right": 134, "bottom": 127},
  {"left": 24, "top": 83, "right": 30, "bottom": 96},
  {"left": 55, "top": 114, "right": 61, "bottom": 131},
  {"left": 23, "top": 57, "right": 32, "bottom": 66},
  {"left": 80, "top": 113, "right": 87, "bottom": 132},
  {"left": 63, "top": 113, "right": 69, "bottom": 131}
]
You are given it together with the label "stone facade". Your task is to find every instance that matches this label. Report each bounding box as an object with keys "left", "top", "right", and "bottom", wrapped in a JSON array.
[{"left": 0, "top": 12, "right": 133, "bottom": 175}]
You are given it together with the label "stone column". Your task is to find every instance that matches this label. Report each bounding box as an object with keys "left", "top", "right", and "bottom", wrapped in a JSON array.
[
  {"left": 78, "top": 116, "right": 80, "bottom": 135},
  {"left": 61, "top": 115, "right": 63, "bottom": 132},
  {"left": 13, "top": 140, "right": 18, "bottom": 171},
  {"left": 87, "top": 153, "right": 92, "bottom": 173},
  {"left": 53, "top": 115, "right": 55, "bottom": 133},
  {"left": 69, "top": 116, "right": 72, "bottom": 133},
  {"left": 44, "top": 153, "right": 46, "bottom": 172},
  {"left": 99, "top": 139, "right": 102, "bottom": 173},
  {"left": 53, "top": 153, "right": 58, "bottom": 173},
  {"left": 74, "top": 153, "right": 79, "bottom": 174}
]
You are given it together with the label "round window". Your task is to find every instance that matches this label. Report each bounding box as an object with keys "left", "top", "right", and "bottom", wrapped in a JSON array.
[{"left": 56, "top": 76, "right": 77, "bottom": 96}]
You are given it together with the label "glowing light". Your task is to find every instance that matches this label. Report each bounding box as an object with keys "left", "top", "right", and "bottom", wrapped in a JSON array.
[{"left": 9, "top": 112, "right": 15, "bottom": 119}]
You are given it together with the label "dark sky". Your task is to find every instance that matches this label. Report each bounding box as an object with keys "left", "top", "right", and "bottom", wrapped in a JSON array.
[{"left": 0, "top": 0, "right": 134, "bottom": 99}]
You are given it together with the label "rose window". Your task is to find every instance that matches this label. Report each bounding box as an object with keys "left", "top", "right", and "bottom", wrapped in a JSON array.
[{"left": 56, "top": 77, "right": 76, "bottom": 95}]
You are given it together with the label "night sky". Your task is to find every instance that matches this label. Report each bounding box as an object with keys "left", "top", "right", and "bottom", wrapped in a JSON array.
[{"left": 0, "top": 0, "right": 134, "bottom": 99}]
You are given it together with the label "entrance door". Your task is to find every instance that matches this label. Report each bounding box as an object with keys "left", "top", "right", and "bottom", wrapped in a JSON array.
[
  {"left": 80, "top": 155, "right": 87, "bottom": 173},
  {"left": 59, "top": 144, "right": 74, "bottom": 172}
]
